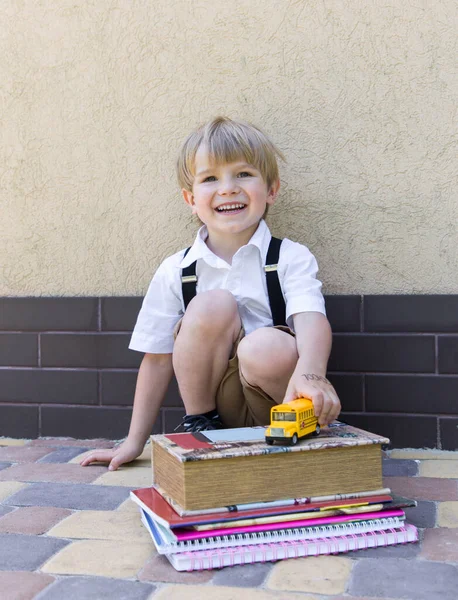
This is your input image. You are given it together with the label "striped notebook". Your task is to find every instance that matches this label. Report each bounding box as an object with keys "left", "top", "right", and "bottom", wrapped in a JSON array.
[{"left": 162, "top": 523, "right": 419, "bottom": 571}]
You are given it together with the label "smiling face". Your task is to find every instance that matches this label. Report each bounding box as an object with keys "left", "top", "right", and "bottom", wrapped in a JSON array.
[{"left": 182, "top": 145, "right": 279, "bottom": 243}]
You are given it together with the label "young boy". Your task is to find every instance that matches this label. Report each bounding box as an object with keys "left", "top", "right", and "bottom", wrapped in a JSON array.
[{"left": 81, "top": 116, "right": 341, "bottom": 471}]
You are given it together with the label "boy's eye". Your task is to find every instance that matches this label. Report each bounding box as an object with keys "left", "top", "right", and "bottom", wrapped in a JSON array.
[
  {"left": 202, "top": 175, "right": 217, "bottom": 182},
  {"left": 238, "top": 171, "right": 252, "bottom": 178}
]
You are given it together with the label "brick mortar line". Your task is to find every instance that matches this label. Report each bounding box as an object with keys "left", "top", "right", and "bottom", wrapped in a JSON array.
[
  {"left": 37, "top": 334, "right": 41, "bottom": 368},
  {"left": 360, "top": 294, "right": 364, "bottom": 332},
  {"left": 97, "top": 297, "right": 102, "bottom": 332}
]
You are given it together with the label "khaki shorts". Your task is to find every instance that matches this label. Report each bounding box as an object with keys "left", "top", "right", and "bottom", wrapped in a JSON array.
[{"left": 174, "top": 321, "right": 294, "bottom": 428}]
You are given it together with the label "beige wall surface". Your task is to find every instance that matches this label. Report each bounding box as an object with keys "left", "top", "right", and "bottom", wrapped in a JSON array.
[{"left": 1, "top": 0, "right": 457, "bottom": 296}]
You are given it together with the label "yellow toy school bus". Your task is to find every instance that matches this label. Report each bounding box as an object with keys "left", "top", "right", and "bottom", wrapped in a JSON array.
[{"left": 265, "top": 398, "right": 320, "bottom": 446}]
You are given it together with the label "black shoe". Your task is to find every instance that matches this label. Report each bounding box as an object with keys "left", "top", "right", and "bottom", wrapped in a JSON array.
[{"left": 175, "top": 413, "right": 224, "bottom": 433}]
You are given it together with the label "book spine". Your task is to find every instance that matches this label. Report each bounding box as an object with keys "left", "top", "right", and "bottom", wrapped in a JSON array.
[
  {"left": 158, "top": 486, "right": 392, "bottom": 517},
  {"left": 172, "top": 524, "right": 418, "bottom": 571}
]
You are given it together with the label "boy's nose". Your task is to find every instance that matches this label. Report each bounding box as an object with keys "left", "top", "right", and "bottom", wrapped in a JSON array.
[{"left": 218, "top": 177, "right": 240, "bottom": 195}]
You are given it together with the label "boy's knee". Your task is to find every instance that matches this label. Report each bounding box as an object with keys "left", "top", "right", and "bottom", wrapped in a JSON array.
[
  {"left": 238, "top": 328, "right": 297, "bottom": 376},
  {"left": 181, "top": 290, "right": 239, "bottom": 335}
]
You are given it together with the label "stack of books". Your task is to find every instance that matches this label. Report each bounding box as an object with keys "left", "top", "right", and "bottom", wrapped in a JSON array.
[{"left": 131, "top": 423, "right": 418, "bottom": 571}]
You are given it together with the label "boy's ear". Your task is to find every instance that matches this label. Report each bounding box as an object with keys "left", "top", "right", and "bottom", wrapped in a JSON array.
[
  {"left": 267, "top": 179, "right": 280, "bottom": 205},
  {"left": 182, "top": 189, "right": 198, "bottom": 214}
]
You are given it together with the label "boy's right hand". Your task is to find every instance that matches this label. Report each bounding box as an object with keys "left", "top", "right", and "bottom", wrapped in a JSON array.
[{"left": 80, "top": 438, "right": 144, "bottom": 471}]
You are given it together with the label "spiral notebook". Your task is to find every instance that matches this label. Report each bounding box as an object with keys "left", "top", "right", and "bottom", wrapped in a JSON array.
[
  {"left": 160, "top": 522, "right": 419, "bottom": 571},
  {"left": 140, "top": 508, "right": 407, "bottom": 555}
]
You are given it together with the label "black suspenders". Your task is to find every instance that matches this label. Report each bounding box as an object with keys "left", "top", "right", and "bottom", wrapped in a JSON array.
[{"left": 181, "top": 237, "right": 287, "bottom": 327}]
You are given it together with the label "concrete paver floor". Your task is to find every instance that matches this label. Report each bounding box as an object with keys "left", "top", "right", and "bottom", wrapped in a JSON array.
[{"left": 0, "top": 438, "right": 457, "bottom": 600}]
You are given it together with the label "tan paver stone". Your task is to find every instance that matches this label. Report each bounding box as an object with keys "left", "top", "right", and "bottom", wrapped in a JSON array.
[
  {"left": 153, "top": 585, "right": 319, "bottom": 600},
  {"left": 267, "top": 555, "right": 352, "bottom": 595},
  {"left": 390, "top": 449, "right": 458, "bottom": 460},
  {"left": 0, "top": 438, "right": 28, "bottom": 446},
  {"left": 419, "top": 460, "right": 458, "bottom": 478},
  {"left": 0, "top": 481, "right": 27, "bottom": 501},
  {"left": 93, "top": 466, "right": 153, "bottom": 488},
  {"left": 48, "top": 508, "right": 151, "bottom": 541},
  {"left": 117, "top": 497, "right": 142, "bottom": 513},
  {"left": 0, "top": 462, "right": 106, "bottom": 483},
  {"left": 0, "top": 571, "right": 55, "bottom": 600},
  {"left": 438, "top": 501, "right": 458, "bottom": 527},
  {"left": 0, "top": 506, "right": 71, "bottom": 534},
  {"left": 0, "top": 446, "right": 53, "bottom": 463},
  {"left": 42, "top": 539, "right": 152, "bottom": 578},
  {"left": 139, "top": 553, "right": 213, "bottom": 584},
  {"left": 421, "top": 527, "right": 458, "bottom": 563}
]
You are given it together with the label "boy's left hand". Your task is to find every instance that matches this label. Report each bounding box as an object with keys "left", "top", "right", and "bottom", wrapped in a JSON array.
[{"left": 283, "top": 372, "right": 341, "bottom": 426}]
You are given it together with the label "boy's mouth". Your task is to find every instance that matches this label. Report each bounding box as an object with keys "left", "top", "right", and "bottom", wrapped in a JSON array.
[{"left": 215, "top": 203, "right": 246, "bottom": 213}]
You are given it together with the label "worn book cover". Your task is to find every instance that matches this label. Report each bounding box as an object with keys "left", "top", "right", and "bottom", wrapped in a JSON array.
[{"left": 151, "top": 422, "right": 390, "bottom": 511}]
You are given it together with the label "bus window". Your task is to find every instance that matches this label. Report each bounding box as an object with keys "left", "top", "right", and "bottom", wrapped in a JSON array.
[{"left": 272, "top": 412, "right": 296, "bottom": 422}]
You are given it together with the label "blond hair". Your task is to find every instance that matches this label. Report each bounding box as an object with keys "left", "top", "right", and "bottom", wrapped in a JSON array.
[{"left": 177, "top": 116, "right": 284, "bottom": 191}]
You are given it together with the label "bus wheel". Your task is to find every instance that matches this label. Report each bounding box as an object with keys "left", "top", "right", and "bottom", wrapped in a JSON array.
[
  {"left": 291, "top": 433, "right": 298, "bottom": 445},
  {"left": 313, "top": 425, "right": 321, "bottom": 436}
]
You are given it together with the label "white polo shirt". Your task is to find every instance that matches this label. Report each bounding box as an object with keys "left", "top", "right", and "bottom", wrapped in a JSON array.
[{"left": 129, "top": 220, "right": 326, "bottom": 354}]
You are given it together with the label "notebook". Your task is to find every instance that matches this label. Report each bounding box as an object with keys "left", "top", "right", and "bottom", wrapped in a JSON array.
[
  {"left": 162, "top": 523, "right": 419, "bottom": 571},
  {"left": 140, "top": 508, "right": 407, "bottom": 555},
  {"left": 130, "top": 486, "right": 414, "bottom": 530}
]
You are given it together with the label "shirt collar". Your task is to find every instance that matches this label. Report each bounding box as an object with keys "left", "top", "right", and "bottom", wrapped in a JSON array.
[{"left": 178, "top": 219, "right": 272, "bottom": 269}]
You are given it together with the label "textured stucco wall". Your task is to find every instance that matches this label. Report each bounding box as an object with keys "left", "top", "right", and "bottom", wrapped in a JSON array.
[{"left": 2, "top": 0, "right": 457, "bottom": 296}]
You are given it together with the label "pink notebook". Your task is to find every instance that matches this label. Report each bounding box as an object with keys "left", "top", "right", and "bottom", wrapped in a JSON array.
[
  {"left": 174, "top": 509, "right": 405, "bottom": 541},
  {"left": 168, "top": 524, "right": 419, "bottom": 571}
]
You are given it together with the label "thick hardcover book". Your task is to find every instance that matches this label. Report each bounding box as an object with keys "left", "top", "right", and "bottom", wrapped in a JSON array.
[
  {"left": 155, "top": 522, "right": 419, "bottom": 571},
  {"left": 151, "top": 422, "right": 389, "bottom": 511}
]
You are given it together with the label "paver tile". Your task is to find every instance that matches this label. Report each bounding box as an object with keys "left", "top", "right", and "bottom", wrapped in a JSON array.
[
  {"left": 153, "top": 585, "right": 320, "bottom": 600},
  {"left": 38, "top": 447, "right": 91, "bottom": 463},
  {"left": 7, "top": 482, "right": 130, "bottom": 510},
  {"left": 382, "top": 458, "right": 419, "bottom": 477},
  {"left": 139, "top": 553, "right": 213, "bottom": 584},
  {"left": 0, "top": 462, "right": 12, "bottom": 471},
  {"left": 37, "top": 575, "right": 155, "bottom": 600},
  {"left": 0, "top": 482, "right": 27, "bottom": 502},
  {"left": 0, "top": 439, "right": 28, "bottom": 446},
  {"left": 42, "top": 539, "right": 153, "bottom": 578},
  {"left": 0, "top": 571, "right": 55, "bottom": 600},
  {"left": 384, "top": 476, "right": 458, "bottom": 501},
  {"left": 212, "top": 562, "right": 273, "bottom": 587},
  {"left": 267, "top": 555, "right": 352, "bottom": 594},
  {"left": 0, "top": 506, "right": 71, "bottom": 534},
  {"left": 93, "top": 466, "right": 152, "bottom": 488},
  {"left": 0, "top": 462, "right": 106, "bottom": 483},
  {"left": 0, "top": 505, "right": 15, "bottom": 518},
  {"left": 420, "top": 528, "right": 458, "bottom": 563},
  {"left": 48, "top": 508, "right": 151, "bottom": 541},
  {"left": 117, "top": 497, "right": 141, "bottom": 513},
  {"left": 0, "top": 446, "right": 53, "bottom": 463},
  {"left": 349, "top": 557, "right": 458, "bottom": 600},
  {"left": 390, "top": 449, "right": 458, "bottom": 460},
  {"left": 0, "top": 534, "right": 69, "bottom": 570},
  {"left": 438, "top": 501, "right": 458, "bottom": 527},
  {"left": 404, "top": 500, "right": 437, "bottom": 528},
  {"left": 419, "top": 460, "right": 458, "bottom": 478},
  {"left": 30, "top": 438, "right": 116, "bottom": 448}
]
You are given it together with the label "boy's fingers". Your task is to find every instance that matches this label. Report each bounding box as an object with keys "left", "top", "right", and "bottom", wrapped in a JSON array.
[
  {"left": 80, "top": 450, "right": 114, "bottom": 466},
  {"left": 310, "top": 390, "right": 324, "bottom": 420}
]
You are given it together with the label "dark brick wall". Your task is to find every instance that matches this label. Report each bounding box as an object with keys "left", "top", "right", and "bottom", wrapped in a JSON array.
[{"left": 1, "top": 296, "right": 457, "bottom": 449}]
